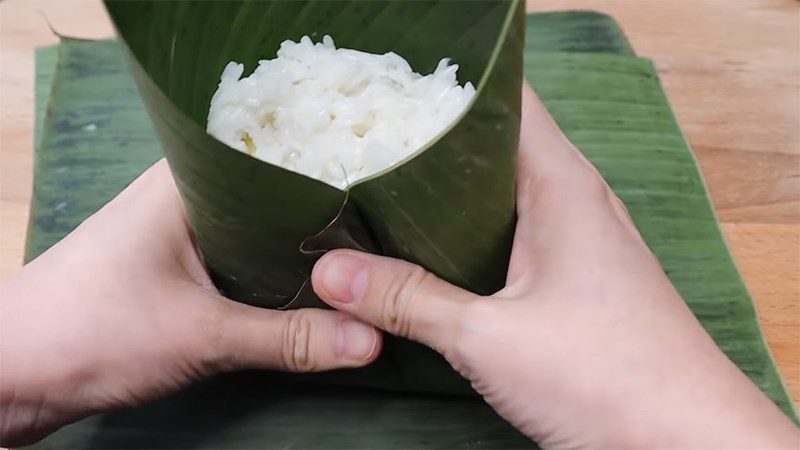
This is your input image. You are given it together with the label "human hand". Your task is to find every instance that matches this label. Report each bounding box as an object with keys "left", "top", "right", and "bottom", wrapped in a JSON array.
[
  {"left": 312, "top": 84, "right": 799, "bottom": 448},
  {"left": 0, "top": 160, "right": 381, "bottom": 447}
]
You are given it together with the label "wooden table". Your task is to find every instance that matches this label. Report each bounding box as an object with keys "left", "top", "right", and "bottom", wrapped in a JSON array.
[{"left": 1, "top": 0, "right": 797, "bottom": 407}]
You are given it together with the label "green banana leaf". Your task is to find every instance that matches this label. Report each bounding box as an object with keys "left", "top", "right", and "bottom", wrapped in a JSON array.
[
  {"left": 27, "top": 42, "right": 163, "bottom": 260},
  {"left": 25, "top": 10, "right": 796, "bottom": 450},
  {"left": 104, "top": 0, "right": 524, "bottom": 309},
  {"left": 525, "top": 10, "right": 633, "bottom": 55},
  {"left": 26, "top": 7, "right": 633, "bottom": 263},
  {"left": 33, "top": 46, "right": 58, "bottom": 151}
]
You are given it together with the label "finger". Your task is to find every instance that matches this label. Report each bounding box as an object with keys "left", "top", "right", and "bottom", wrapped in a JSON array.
[
  {"left": 507, "top": 84, "right": 628, "bottom": 284},
  {"left": 85, "top": 158, "right": 187, "bottom": 255},
  {"left": 518, "top": 83, "right": 596, "bottom": 193},
  {"left": 312, "top": 249, "right": 475, "bottom": 355},
  {"left": 209, "top": 298, "right": 381, "bottom": 373},
  {"left": 518, "top": 84, "right": 625, "bottom": 220},
  {"left": 105, "top": 158, "right": 181, "bottom": 214},
  {"left": 82, "top": 158, "right": 216, "bottom": 288}
]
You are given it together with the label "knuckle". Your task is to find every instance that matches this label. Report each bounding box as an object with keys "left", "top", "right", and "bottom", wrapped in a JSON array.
[
  {"left": 281, "top": 311, "right": 316, "bottom": 372},
  {"left": 449, "top": 300, "right": 495, "bottom": 372},
  {"left": 532, "top": 160, "right": 608, "bottom": 204},
  {"left": 516, "top": 174, "right": 535, "bottom": 209},
  {"left": 575, "top": 165, "right": 610, "bottom": 198},
  {"left": 198, "top": 302, "right": 237, "bottom": 375},
  {"left": 380, "top": 265, "right": 428, "bottom": 337},
  {"left": 529, "top": 170, "right": 562, "bottom": 200}
]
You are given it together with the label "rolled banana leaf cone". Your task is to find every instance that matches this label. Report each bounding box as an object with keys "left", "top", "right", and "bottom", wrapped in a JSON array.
[{"left": 103, "top": 0, "right": 524, "bottom": 394}]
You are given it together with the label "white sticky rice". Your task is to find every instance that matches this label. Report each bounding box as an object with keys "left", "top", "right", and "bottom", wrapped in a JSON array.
[{"left": 207, "top": 35, "right": 475, "bottom": 189}]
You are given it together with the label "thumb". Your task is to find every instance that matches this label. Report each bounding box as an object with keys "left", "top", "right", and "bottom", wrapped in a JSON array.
[
  {"left": 207, "top": 298, "right": 381, "bottom": 373},
  {"left": 311, "top": 250, "right": 475, "bottom": 355}
]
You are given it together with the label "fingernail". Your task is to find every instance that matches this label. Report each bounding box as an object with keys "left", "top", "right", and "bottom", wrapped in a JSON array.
[
  {"left": 337, "top": 320, "right": 377, "bottom": 361},
  {"left": 319, "top": 252, "right": 369, "bottom": 303}
]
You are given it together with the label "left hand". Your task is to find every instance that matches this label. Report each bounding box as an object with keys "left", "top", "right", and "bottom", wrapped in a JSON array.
[{"left": 0, "top": 160, "right": 381, "bottom": 447}]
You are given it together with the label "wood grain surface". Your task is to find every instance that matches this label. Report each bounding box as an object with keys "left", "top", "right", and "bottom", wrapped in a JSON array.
[{"left": 0, "top": 0, "right": 797, "bottom": 407}]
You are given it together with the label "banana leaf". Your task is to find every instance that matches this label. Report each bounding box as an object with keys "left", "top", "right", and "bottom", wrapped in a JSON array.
[
  {"left": 104, "top": 0, "right": 524, "bottom": 309},
  {"left": 525, "top": 10, "right": 633, "bottom": 55},
  {"left": 25, "top": 8, "right": 632, "bottom": 262},
  {"left": 33, "top": 46, "right": 58, "bottom": 151},
  {"left": 25, "top": 10, "right": 795, "bottom": 450},
  {"left": 27, "top": 42, "right": 163, "bottom": 259}
]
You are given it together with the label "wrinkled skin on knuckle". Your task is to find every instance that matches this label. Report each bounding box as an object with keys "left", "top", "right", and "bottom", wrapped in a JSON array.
[
  {"left": 0, "top": 399, "right": 58, "bottom": 448},
  {"left": 379, "top": 265, "right": 428, "bottom": 338},
  {"left": 529, "top": 159, "right": 607, "bottom": 206},
  {"left": 515, "top": 171, "right": 538, "bottom": 216},
  {"left": 197, "top": 301, "right": 237, "bottom": 375},
  {"left": 574, "top": 164, "right": 612, "bottom": 201},
  {"left": 447, "top": 300, "right": 497, "bottom": 378},
  {"left": 281, "top": 311, "right": 316, "bottom": 372}
]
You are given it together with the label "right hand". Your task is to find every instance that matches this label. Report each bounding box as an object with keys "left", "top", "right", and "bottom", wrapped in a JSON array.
[{"left": 312, "top": 84, "right": 799, "bottom": 448}]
